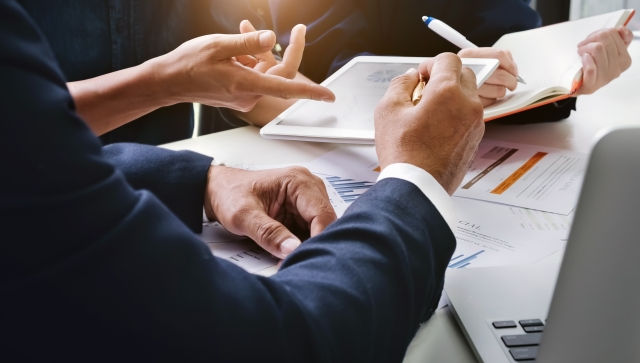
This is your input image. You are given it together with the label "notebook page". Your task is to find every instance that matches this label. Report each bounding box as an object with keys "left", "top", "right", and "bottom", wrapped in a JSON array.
[{"left": 484, "top": 10, "right": 631, "bottom": 119}]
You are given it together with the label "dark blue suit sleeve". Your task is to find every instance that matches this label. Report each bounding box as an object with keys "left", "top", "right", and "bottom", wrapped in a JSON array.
[
  {"left": 0, "top": 1, "right": 455, "bottom": 362},
  {"left": 103, "top": 143, "right": 213, "bottom": 233}
]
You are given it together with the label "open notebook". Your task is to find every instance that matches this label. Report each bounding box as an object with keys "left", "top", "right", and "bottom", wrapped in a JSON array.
[{"left": 484, "top": 9, "right": 635, "bottom": 121}]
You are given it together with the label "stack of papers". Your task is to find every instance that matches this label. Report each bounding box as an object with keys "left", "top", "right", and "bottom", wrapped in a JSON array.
[{"left": 198, "top": 140, "right": 585, "bottom": 278}]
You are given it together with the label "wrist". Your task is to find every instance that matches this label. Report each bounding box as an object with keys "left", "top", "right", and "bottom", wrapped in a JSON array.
[
  {"left": 144, "top": 56, "right": 181, "bottom": 107},
  {"left": 204, "top": 165, "right": 223, "bottom": 221}
]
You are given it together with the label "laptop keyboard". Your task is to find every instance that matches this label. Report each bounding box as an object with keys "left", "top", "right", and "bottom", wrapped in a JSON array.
[{"left": 492, "top": 319, "right": 544, "bottom": 361}]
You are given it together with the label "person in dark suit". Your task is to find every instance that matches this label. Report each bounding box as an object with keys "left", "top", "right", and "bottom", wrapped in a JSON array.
[{"left": 1, "top": 0, "right": 484, "bottom": 361}]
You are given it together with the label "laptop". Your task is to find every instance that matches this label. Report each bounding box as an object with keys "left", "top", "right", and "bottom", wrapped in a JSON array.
[{"left": 445, "top": 127, "right": 640, "bottom": 362}]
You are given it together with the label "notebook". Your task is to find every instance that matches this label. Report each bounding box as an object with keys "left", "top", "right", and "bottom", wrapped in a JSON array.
[{"left": 484, "top": 9, "right": 636, "bottom": 121}]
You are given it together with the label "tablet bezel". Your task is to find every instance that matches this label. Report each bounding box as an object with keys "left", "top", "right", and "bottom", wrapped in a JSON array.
[{"left": 260, "top": 56, "right": 499, "bottom": 144}]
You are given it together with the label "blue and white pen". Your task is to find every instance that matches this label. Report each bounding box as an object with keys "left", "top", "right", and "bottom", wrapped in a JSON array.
[{"left": 422, "top": 16, "right": 526, "bottom": 84}]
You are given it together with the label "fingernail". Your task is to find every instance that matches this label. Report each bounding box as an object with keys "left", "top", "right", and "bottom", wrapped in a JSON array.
[
  {"left": 259, "top": 31, "right": 273, "bottom": 47},
  {"left": 405, "top": 68, "right": 416, "bottom": 74},
  {"left": 280, "top": 238, "right": 301, "bottom": 256},
  {"left": 322, "top": 97, "right": 335, "bottom": 103}
]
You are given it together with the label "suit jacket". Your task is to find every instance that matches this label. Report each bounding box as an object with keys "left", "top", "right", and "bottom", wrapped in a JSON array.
[{"left": 0, "top": 1, "right": 456, "bottom": 362}]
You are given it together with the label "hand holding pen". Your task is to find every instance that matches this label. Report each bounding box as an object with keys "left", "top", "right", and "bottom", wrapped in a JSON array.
[{"left": 416, "top": 16, "right": 524, "bottom": 107}]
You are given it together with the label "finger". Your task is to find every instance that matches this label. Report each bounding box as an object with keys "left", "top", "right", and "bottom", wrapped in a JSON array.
[
  {"left": 478, "top": 83, "right": 507, "bottom": 99},
  {"left": 247, "top": 71, "right": 336, "bottom": 102},
  {"left": 235, "top": 55, "right": 258, "bottom": 68},
  {"left": 240, "top": 20, "right": 277, "bottom": 72},
  {"left": 618, "top": 26, "right": 634, "bottom": 46},
  {"left": 578, "top": 42, "right": 610, "bottom": 81},
  {"left": 246, "top": 210, "right": 301, "bottom": 259},
  {"left": 426, "top": 53, "right": 463, "bottom": 86},
  {"left": 606, "top": 28, "right": 632, "bottom": 72},
  {"left": 381, "top": 68, "right": 421, "bottom": 108},
  {"left": 480, "top": 97, "right": 497, "bottom": 107},
  {"left": 291, "top": 173, "right": 338, "bottom": 237},
  {"left": 579, "top": 52, "right": 598, "bottom": 95},
  {"left": 458, "top": 48, "right": 519, "bottom": 78},
  {"left": 268, "top": 24, "right": 306, "bottom": 79},
  {"left": 483, "top": 69, "right": 518, "bottom": 91},
  {"left": 460, "top": 66, "right": 480, "bottom": 101},
  {"left": 214, "top": 30, "right": 276, "bottom": 60},
  {"left": 418, "top": 57, "right": 436, "bottom": 81}
]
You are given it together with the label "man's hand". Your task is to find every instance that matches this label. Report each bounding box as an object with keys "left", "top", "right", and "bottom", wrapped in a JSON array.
[
  {"left": 458, "top": 48, "right": 519, "bottom": 107},
  {"left": 375, "top": 53, "right": 485, "bottom": 195},
  {"left": 576, "top": 26, "right": 633, "bottom": 95},
  {"left": 149, "top": 28, "right": 335, "bottom": 112},
  {"left": 204, "top": 166, "right": 337, "bottom": 259}
]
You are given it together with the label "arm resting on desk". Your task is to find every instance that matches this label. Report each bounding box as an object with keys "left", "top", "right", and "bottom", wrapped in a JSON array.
[
  {"left": 1, "top": 2, "right": 456, "bottom": 361},
  {"left": 103, "top": 143, "right": 212, "bottom": 233}
]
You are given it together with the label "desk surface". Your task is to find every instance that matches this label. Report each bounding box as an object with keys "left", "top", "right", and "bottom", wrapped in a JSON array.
[{"left": 163, "top": 40, "right": 640, "bottom": 363}]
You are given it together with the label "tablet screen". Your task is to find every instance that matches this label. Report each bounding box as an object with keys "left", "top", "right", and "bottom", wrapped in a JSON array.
[{"left": 277, "top": 62, "right": 487, "bottom": 130}]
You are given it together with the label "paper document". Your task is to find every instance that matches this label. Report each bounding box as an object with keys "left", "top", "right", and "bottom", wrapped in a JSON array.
[
  {"left": 454, "top": 140, "right": 587, "bottom": 214},
  {"left": 198, "top": 222, "right": 279, "bottom": 274},
  {"left": 449, "top": 198, "right": 567, "bottom": 269}
]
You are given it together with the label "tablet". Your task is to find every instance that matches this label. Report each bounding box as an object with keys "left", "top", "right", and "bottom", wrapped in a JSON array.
[{"left": 260, "top": 56, "right": 499, "bottom": 144}]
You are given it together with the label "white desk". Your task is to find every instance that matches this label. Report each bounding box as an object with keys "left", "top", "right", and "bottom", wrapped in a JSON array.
[{"left": 163, "top": 39, "right": 640, "bottom": 362}]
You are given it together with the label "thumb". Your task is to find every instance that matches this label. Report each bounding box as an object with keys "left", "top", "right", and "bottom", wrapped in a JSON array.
[
  {"left": 215, "top": 30, "right": 276, "bottom": 59},
  {"left": 382, "top": 68, "right": 421, "bottom": 107},
  {"left": 246, "top": 211, "right": 301, "bottom": 259}
]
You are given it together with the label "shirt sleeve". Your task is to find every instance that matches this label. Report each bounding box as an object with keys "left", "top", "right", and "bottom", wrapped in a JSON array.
[{"left": 377, "top": 163, "right": 457, "bottom": 233}]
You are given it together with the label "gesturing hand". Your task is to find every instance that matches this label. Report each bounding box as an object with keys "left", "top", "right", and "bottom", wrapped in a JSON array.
[
  {"left": 375, "top": 53, "right": 485, "bottom": 194},
  {"left": 204, "top": 166, "right": 338, "bottom": 259},
  {"left": 576, "top": 26, "right": 633, "bottom": 95},
  {"left": 149, "top": 28, "right": 335, "bottom": 113},
  {"left": 458, "top": 48, "right": 520, "bottom": 107}
]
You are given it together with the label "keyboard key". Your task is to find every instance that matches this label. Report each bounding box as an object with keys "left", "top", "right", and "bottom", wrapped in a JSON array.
[
  {"left": 509, "top": 347, "right": 539, "bottom": 361},
  {"left": 493, "top": 321, "right": 517, "bottom": 329},
  {"left": 524, "top": 326, "right": 544, "bottom": 333},
  {"left": 519, "top": 319, "right": 544, "bottom": 327},
  {"left": 501, "top": 334, "right": 542, "bottom": 347}
]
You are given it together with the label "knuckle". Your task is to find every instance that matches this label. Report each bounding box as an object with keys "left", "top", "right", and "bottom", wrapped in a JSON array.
[
  {"left": 594, "top": 42, "right": 606, "bottom": 53},
  {"left": 256, "top": 220, "right": 285, "bottom": 246}
]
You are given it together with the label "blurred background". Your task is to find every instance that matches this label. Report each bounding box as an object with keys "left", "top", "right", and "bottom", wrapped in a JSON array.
[{"left": 535, "top": 0, "right": 639, "bottom": 28}]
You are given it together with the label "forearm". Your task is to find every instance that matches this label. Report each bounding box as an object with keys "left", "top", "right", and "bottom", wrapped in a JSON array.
[
  {"left": 67, "top": 61, "right": 171, "bottom": 135},
  {"left": 273, "top": 179, "right": 456, "bottom": 361},
  {"left": 103, "top": 143, "right": 213, "bottom": 233}
]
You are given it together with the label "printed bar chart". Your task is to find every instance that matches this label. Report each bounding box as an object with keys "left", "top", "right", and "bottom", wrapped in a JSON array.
[
  {"left": 326, "top": 176, "right": 375, "bottom": 203},
  {"left": 448, "top": 250, "right": 486, "bottom": 269}
]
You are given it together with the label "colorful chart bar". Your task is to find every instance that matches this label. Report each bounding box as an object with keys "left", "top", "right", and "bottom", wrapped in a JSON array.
[
  {"left": 327, "top": 176, "right": 375, "bottom": 204},
  {"left": 491, "top": 152, "right": 548, "bottom": 195}
]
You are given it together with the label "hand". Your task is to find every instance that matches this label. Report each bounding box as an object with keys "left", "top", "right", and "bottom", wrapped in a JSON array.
[
  {"left": 204, "top": 166, "right": 337, "bottom": 259},
  {"left": 457, "top": 48, "right": 519, "bottom": 107},
  {"left": 375, "top": 53, "right": 485, "bottom": 194},
  {"left": 576, "top": 26, "right": 633, "bottom": 95},
  {"left": 230, "top": 20, "right": 318, "bottom": 126},
  {"left": 149, "top": 29, "right": 335, "bottom": 112}
]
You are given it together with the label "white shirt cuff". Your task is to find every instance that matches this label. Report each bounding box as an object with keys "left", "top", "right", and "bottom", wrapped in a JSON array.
[{"left": 377, "top": 163, "right": 457, "bottom": 234}]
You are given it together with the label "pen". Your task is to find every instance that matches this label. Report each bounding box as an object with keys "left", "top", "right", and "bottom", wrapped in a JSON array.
[
  {"left": 421, "top": 16, "right": 526, "bottom": 84},
  {"left": 412, "top": 74, "right": 426, "bottom": 105}
]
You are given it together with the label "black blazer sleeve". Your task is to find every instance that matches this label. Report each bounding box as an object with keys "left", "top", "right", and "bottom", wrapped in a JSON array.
[
  {"left": 0, "top": 1, "right": 455, "bottom": 362},
  {"left": 103, "top": 143, "right": 213, "bottom": 233}
]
